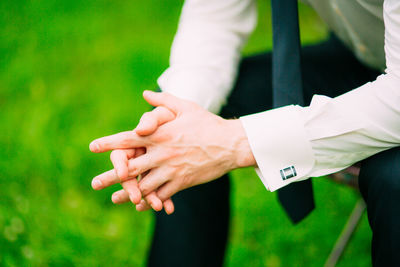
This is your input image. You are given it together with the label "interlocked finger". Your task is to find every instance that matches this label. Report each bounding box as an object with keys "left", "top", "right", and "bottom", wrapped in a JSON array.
[
  {"left": 111, "top": 189, "right": 130, "bottom": 204},
  {"left": 90, "top": 131, "right": 146, "bottom": 153},
  {"left": 92, "top": 169, "right": 120, "bottom": 190},
  {"left": 110, "top": 149, "right": 135, "bottom": 180},
  {"left": 143, "top": 192, "right": 163, "bottom": 211},
  {"left": 162, "top": 198, "right": 175, "bottom": 214},
  {"left": 126, "top": 153, "right": 161, "bottom": 179},
  {"left": 143, "top": 90, "right": 191, "bottom": 114},
  {"left": 138, "top": 168, "right": 171, "bottom": 196},
  {"left": 135, "top": 106, "right": 176, "bottom": 136},
  {"left": 121, "top": 178, "right": 141, "bottom": 204},
  {"left": 136, "top": 199, "right": 151, "bottom": 211},
  {"left": 155, "top": 180, "right": 182, "bottom": 202}
]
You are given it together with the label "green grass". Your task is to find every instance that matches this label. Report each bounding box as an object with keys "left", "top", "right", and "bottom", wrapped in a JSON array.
[{"left": 0, "top": 1, "right": 371, "bottom": 266}]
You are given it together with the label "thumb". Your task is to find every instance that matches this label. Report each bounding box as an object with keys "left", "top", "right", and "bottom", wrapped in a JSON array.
[
  {"left": 143, "top": 90, "right": 189, "bottom": 114},
  {"left": 135, "top": 106, "right": 175, "bottom": 136}
]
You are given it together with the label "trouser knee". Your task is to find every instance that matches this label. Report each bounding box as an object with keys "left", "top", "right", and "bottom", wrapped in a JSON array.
[
  {"left": 359, "top": 147, "right": 400, "bottom": 211},
  {"left": 359, "top": 147, "right": 400, "bottom": 266}
]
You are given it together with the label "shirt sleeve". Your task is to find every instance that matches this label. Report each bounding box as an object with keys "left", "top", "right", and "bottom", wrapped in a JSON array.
[
  {"left": 240, "top": 0, "right": 400, "bottom": 192},
  {"left": 157, "top": 0, "right": 257, "bottom": 114}
]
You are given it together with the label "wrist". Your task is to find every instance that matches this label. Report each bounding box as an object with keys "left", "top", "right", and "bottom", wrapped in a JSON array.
[{"left": 226, "top": 119, "right": 256, "bottom": 169}]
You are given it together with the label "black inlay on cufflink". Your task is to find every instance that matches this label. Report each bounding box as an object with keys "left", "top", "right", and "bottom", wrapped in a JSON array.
[{"left": 280, "top": 166, "right": 297, "bottom": 180}]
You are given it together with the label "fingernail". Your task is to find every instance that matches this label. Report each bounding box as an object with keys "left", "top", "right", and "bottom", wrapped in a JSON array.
[
  {"left": 129, "top": 194, "right": 136, "bottom": 203},
  {"left": 151, "top": 202, "right": 162, "bottom": 211},
  {"left": 91, "top": 179, "right": 102, "bottom": 189},
  {"left": 112, "top": 194, "right": 120, "bottom": 203},
  {"left": 89, "top": 142, "right": 100, "bottom": 152}
]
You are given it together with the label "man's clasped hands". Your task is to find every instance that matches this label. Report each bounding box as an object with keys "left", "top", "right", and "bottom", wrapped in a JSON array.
[{"left": 89, "top": 91, "right": 256, "bottom": 214}]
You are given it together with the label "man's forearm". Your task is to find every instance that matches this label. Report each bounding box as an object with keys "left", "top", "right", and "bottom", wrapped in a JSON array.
[{"left": 158, "top": 0, "right": 257, "bottom": 114}]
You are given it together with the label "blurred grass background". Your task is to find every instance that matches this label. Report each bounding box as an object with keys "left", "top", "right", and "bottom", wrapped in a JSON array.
[{"left": 0, "top": 0, "right": 371, "bottom": 266}]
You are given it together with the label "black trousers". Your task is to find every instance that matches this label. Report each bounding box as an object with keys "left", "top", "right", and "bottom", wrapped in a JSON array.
[{"left": 147, "top": 36, "right": 400, "bottom": 267}]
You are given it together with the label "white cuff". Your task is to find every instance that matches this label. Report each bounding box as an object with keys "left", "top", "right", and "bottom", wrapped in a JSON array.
[{"left": 240, "top": 105, "right": 315, "bottom": 191}]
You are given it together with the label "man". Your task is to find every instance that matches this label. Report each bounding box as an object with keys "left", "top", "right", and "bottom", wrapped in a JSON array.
[{"left": 90, "top": 0, "right": 400, "bottom": 266}]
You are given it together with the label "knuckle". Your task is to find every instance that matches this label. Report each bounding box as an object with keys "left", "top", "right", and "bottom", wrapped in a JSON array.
[
  {"left": 161, "top": 110, "right": 175, "bottom": 121},
  {"left": 120, "top": 131, "right": 134, "bottom": 146},
  {"left": 124, "top": 131, "right": 135, "bottom": 138},
  {"left": 167, "top": 148, "right": 181, "bottom": 159},
  {"left": 112, "top": 169, "right": 121, "bottom": 182},
  {"left": 155, "top": 150, "right": 169, "bottom": 162},
  {"left": 142, "top": 112, "right": 152, "bottom": 120},
  {"left": 154, "top": 106, "right": 164, "bottom": 113},
  {"left": 151, "top": 129, "right": 172, "bottom": 143},
  {"left": 139, "top": 183, "right": 149, "bottom": 195},
  {"left": 149, "top": 131, "right": 162, "bottom": 142},
  {"left": 130, "top": 160, "right": 147, "bottom": 176},
  {"left": 180, "top": 174, "right": 191, "bottom": 188},
  {"left": 157, "top": 190, "right": 168, "bottom": 201},
  {"left": 119, "top": 174, "right": 129, "bottom": 182},
  {"left": 127, "top": 165, "right": 138, "bottom": 177},
  {"left": 120, "top": 140, "right": 129, "bottom": 147},
  {"left": 144, "top": 156, "right": 152, "bottom": 169}
]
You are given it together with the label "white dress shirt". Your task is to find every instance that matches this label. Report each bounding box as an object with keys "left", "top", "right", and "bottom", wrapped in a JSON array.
[{"left": 157, "top": 0, "right": 400, "bottom": 191}]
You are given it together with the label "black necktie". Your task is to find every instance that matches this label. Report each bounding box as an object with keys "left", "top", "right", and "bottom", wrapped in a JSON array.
[{"left": 271, "top": 0, "right": 315, "bottom": 223}]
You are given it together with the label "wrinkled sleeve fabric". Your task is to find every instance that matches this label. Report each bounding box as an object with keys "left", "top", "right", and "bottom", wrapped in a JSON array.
[
  {"left": 157, "top": 0, "right": 257, "bottom": 114},
  {"left": 240, "top": 0, "right": 400, "bottom": 192}
]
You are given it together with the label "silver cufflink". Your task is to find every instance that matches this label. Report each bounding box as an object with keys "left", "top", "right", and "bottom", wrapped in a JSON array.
[{"left": 280, "top": 166, "right": 297, "bottom": 180}]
